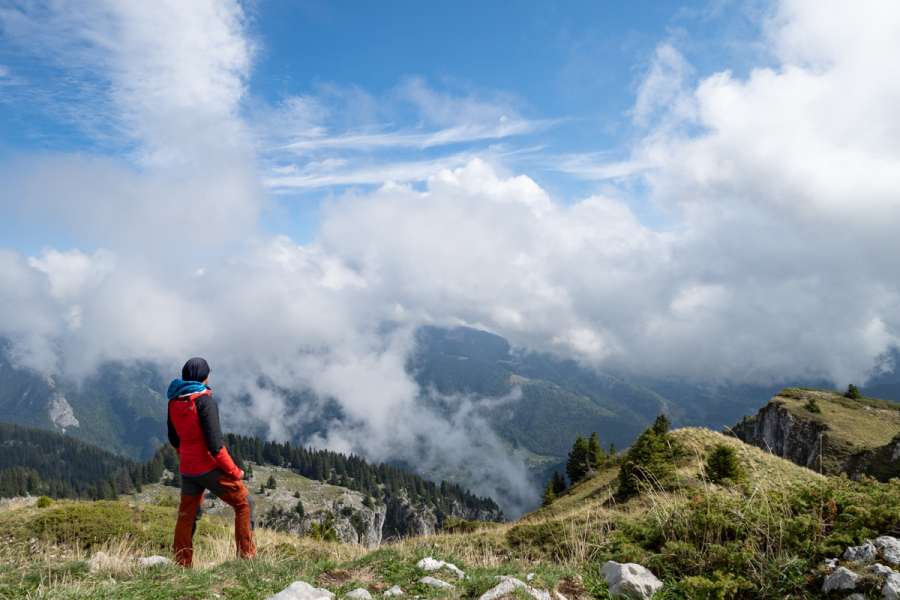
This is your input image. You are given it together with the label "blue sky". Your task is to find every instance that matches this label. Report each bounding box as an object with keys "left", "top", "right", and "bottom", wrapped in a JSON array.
[{"left": 1, "top": 0, "right": 766, "bottom": 244}]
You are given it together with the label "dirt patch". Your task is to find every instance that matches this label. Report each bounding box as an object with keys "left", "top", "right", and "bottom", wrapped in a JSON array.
[
  {"left": 318, "top": 567, "right": 380, "bottom": 588},
  {"left": 556, "top": 575, "right": 587, "bottom": 599}
]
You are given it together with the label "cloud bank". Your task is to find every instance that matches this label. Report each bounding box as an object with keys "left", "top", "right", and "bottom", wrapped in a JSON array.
[{"left": 1, "top": 0, "right": 900, "bottom": 512}]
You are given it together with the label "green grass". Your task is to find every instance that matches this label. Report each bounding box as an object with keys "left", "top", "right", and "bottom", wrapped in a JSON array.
[
  {"left": 777, "top": 388, "right": 900, "bottom": 448},
  {"left": 6, "top": 426, "right": 900, "bottom": 599}
]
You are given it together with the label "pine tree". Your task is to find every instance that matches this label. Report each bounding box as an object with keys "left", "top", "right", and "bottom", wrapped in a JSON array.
[
  {"left": 652, "top": 413, "right": 671, "bottom": 435},
  {"left": 551, "top": 471, "right": 567, "bottom": 494},
  {"left": 542, "top": 480, "right": 556, "bottom": 506},
  {"left": 566, "top": 436, "right": 591, "bottom": 484},
  {"left": 845, "top": 384, "right": 862, "bottom": 399},
  {"left": 588, "top": 432, "right": 605, "bottom": 469}
]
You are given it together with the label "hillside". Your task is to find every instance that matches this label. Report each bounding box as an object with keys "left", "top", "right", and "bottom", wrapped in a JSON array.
[
  {"left": 730, "top": 387, "right": 900, "bottom": 478},
  {"left": 6, "top": 424, "right": 900, "bottom": 598}
]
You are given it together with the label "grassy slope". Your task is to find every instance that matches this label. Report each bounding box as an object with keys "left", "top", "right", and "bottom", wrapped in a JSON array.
[
  {"left": 6, "top": 428, "right": 900, "bottom": 598},
  {"left": 775, "top": 387, "right": 900, "bottom": 449}
]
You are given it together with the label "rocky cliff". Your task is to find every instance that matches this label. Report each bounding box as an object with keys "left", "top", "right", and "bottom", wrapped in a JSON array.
[{"left": 730, "top": 388, "right": 900, "bottom": 479}]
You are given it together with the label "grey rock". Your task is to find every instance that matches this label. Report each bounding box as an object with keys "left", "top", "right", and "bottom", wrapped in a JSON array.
[
  {"left": 137, "top": 555, "right": 172, "bottom": 568},
  {"left": 600, "top": 561, "right": 663, "bottom": 600},
  {"left": 345, "top": 589, "right": 372, "bottom": 600},
  {"left": 877, "top": 537, "right": 900, "bottom": 565},
  {"left": 844, "top": 594, "right": 866, "bottom": 600},
  {"left": 872, "top": 563, "right": 897, "bottom": 578},
  {"left": 478, "top": 577, "right": 549, "bottom": 600},
  {"left": 417, "top": 557, "right": 465, "bottom": 579},
  {"left": 844, "top": 541, "right": 877, "bottom": 563},
  {"left": 419, "top": 577, "right": 455, "bottom": 591},
  {"left": 267, "top": 581, "right": 335, "bottom": 600},
  {"left": 885, "top": 572, "right": 900, "bottom": 600},
  {"left": 825, "top": 557, "right": 839, "bottom": 570},
  {"left": 822, "top": 567, "right": 859, "bottom": 593},
  {"left": 383, "top": 586, "right": 404, "bottom": 597}
]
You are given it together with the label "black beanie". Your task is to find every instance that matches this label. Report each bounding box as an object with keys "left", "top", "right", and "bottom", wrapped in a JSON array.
[{"left": 182, "top": 357, "right": 210, "bottom": 382}]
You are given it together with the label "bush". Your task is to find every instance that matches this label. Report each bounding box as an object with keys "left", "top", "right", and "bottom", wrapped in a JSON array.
[
  {"left": 845, "top": 384, "right": 862, "bottom": 399},
  {"left": 803, "top": 398, "right": 821, "bottom": 413},
  {"left": 36, "top": 496, "right": 53, "bottom": 508},
  {"left": 705, "top": 445, "right": 744, "bottom": 484}
]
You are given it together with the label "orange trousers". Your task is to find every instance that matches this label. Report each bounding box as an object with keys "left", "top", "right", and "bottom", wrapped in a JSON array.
[{"left": 173, "top": 469, "right": 256, "bottom": 567}]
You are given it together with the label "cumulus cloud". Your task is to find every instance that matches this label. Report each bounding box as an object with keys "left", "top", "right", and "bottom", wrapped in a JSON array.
[{"left": 2, "top": 0, "right": 900, "bottom": 513}]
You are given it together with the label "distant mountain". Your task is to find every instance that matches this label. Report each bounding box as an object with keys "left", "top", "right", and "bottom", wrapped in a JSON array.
[
  {"left": 0, "top": 329, "right": 858, "bottom": 502},
  {"left": 0, "top": 341, "right": 167, "bottom": 459}
]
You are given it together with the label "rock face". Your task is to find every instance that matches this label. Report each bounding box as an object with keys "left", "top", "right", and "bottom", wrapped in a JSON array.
[
  {"left": 730, "top": 400, "right": 830, "bottom": 471},
  {"left": 268, "top": 581, "right": 335, "bottom": 600},
  {"left": 258, "top": 498, "right": 387, "bottom": 547},
  {"left": 730, "top": 393, "right": 900, "bottom": 480},
  {"left": 884, "top": 572, "right": 900, "bottom": 600},
  {"left": 600, "top": 561, "right": 663, "bottom": 600}
]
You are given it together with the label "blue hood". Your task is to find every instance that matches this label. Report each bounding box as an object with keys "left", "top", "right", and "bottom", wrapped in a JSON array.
[{"left": 167, "top": 379, "right": 208, "bottom": 400}]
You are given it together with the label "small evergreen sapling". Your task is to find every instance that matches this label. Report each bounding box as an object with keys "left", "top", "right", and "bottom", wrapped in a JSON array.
[
  {"left": 845, "top": 384, "right": 862, "bottom": 399},
  {"left": 542, "top": 480, "right": 556, "bottom": 506},
  {"left": 705, "top": 443, "right": 744, "bottom": 484}
]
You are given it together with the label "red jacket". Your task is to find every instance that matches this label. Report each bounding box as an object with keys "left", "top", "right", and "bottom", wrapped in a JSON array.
[{"left": 167, "top": 388, "right": 243, "bottom": 479}]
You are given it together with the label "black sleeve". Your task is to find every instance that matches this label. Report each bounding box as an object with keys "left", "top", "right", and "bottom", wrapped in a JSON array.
[
  {"left": 195, "top": 395, "right": 225, "bottom": 455},
  {"left": 167, "top": 408, "right": 180, "bottom": 449}
]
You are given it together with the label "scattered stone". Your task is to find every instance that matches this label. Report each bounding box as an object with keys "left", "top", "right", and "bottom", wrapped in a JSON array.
[
  {"left": 885, "top": 573, "right": 900, "bottom": 600},
  {"left": 825, "top": 558, "right": 839, "bottom": 570},
  {"left": 822, "top": 567, "right": 859, "bottom": 593},
  {"left": 877, "top": 537, "right": 900, "bottom": 566},
  {"left": 844, "top": 595, "right": 865, "bottom": 600},
  {"left": 478, "top": 577, "right": 549, "bottom": 600},
  {"left": 844, "top": 541, "right": 877, "bottom": 564},
  {"left": 526, "top": 572, "right": 535, "bottom": 582},
  {"left": 872, "top": 563, "right": 896, "bottom": 578},
  {"left": 383, "top": 586, "right": 404, "bottom": 597},
  {"left": 87, "top": 551, "right": 112, "bottom": 574},
  {"left": 345, "top": 589, "right": 372, "bottom": 600},
  {"left": 416, "top": 557, "right": 465, "bottom": 579},
  {"left": 553, "top": 593, "right": 568, "bottom": 600},
  {"left": 419, "top": 576, "right": 455, "bottom": 590},
  {"left": 267, "top": 581, "right": 335, "bottom": 600},
  {"left": 137, "top": 556, "right": 172, "bottom": 568},
  {"left": 600, "top": 561, "right": 663, "bottom": 600}
]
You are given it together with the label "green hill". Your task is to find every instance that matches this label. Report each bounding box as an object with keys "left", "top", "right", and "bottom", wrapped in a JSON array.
[{"left": 7, "top": 422, "right": 900, "bottom": 598}]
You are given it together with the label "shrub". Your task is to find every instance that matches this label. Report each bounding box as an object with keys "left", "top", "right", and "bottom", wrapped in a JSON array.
[
  {"left": 803, "top": 398, "right": 821, "bottom": 413},
  {"left": 36, "top": 496, "right": 53, "bottom": 508},
  {"left": 705, "top": 444, "right": 744, "bottom": 484},
  {"left": 845, "top": 384, "right": 862, "bottom": 399}
]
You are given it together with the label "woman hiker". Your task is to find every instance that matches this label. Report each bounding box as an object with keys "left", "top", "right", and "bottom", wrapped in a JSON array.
[{"left": 167, "top": 357, "right": 256, "bottom": 567}]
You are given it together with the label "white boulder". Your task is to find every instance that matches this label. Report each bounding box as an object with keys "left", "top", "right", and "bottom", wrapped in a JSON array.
[
  {"left": 419, "top": 576, "right": 455, "bottom": 590},
  {"left": 885, "top": 572, "right": 900, "bottom": 600},
  {"left": 877, "top": 537, "right": 900, "bottom": 566},
  {"left": 383, "top": 586, "right": 404, "bottom": 597},
  {"left": 417, "top": 557, "right": 465, "bottom": 579},
  {"left": 600, "top": 561, "right": 663, "bottom": 600},
  {"left": 345, "top": 589, "right": 372, "bottom": 600},
  {"left": 844, "top": 541, "right": 877, "bottom": 563},
  {"left": 824, "top": 557, "right": 839, "bottom": 570},
  {"left": 478, "top": 577, "right": 550, "bottom": 600},
  {"left": 872, "top": 563, "right": 897, "bottom": 578},
  {"left": 822, "top": 567, "right": 859, "bottom": 593},
  {"left": 137, "top": 556, "right": 172, "bottom": 568},
  {"left": 267, "top": 581, "right": 335, "bottom": 600}
]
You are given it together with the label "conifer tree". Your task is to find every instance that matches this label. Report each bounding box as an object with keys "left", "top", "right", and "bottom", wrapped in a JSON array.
[
  {"left": 566, "top": 436, "right": 591, "bottom": 484},
  {"left": 542, "top": 480, "right": 556, "bottom": 506},
  {"left": 551, "top": 471, "right": 567, "bottom": 494},
  {"left": 588, "top": 432, "right": 605, "bottom": 469}
]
